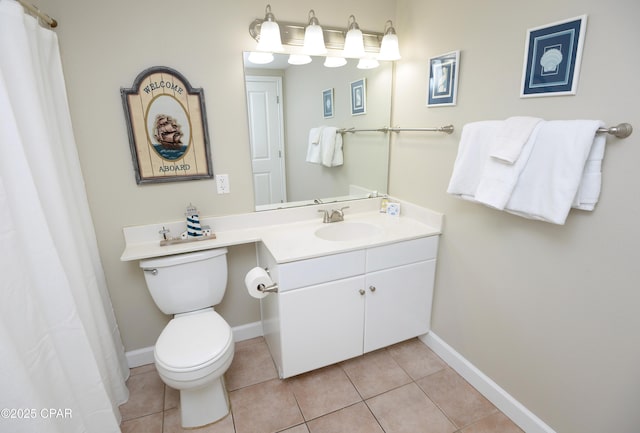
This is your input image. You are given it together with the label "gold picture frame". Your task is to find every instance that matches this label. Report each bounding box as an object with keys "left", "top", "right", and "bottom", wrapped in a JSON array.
[{"left": 121, "top": 66, "right": 213, "bottom": 184}]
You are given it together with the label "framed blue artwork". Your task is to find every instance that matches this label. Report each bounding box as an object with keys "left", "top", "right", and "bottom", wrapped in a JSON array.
[
  {"left": 521, "top": 15, "right": 587, "bottom": 97},
  {"left": 322, "top": 88, "right": 334, "bottom": 119},
  {"left": 427, "top": 51, "right": 460, "bottom": 107},
  {"left": 350, "top": 79, "right": 366, "bottom": 115}
]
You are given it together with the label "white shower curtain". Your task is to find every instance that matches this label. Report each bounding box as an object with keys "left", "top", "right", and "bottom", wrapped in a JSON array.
[{"left": 0, "top": 1, "right": 129, "bottom": 432}]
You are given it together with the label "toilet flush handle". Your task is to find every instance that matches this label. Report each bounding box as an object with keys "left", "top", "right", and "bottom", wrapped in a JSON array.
[{"left": 143, "top": 268, "right": 158, "bottom": 276}]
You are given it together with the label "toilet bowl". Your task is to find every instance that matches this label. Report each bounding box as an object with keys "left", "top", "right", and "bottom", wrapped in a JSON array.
[
  {"left": 154, "top": 309, "right": 234, "bottom": 428},
  {"left": 139, "top": 248, "right": 234, "bottom": 428}
]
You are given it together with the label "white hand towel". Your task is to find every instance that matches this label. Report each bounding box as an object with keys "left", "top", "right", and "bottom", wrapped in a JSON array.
[
  {"left": 572, "top": 133, "right": 606, "bottom": 210},
  {"left": 306, "top": 127, "right": 323, "bottom": 164},
  {"left": 474, "top": 122, "right": 542, "bottom": 210},
  {"left": 504, "top": 120, "right": 604, "bottom": 224},
  {"left": 490, "top": 116, "right": 543, "bottom": 164},
  {"left": 447, "top": 121, "right": 503, "bottom": 202},
  {"left": 320, "top": 126, "right": 340, "bottom": 167},
  {"left": 331, "top": 131, "right": 344, "bottom": 167}
]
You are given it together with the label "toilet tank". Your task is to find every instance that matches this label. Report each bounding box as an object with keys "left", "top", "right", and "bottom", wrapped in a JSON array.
[{"left": 139, "top": 248, "right": 228, "bottom": 315}]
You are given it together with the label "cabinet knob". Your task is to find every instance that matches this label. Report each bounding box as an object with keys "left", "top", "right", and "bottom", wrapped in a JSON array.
[
  {"left": 369, "top": 285, "right": 376, "bottom": 292},
  {"left": 359, "top": 289, "right": 366, "bottom": 295}
]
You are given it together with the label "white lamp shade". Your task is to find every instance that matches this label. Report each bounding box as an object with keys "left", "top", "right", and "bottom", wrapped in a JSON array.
[
  {"left": 247, "top": 51, "right": 274, "bottom": 64},
  {"left": 324, "top": 56, "right": 347, "bottom": 68},
  {"left": 303, "top": 24, "right": 327, "bottom": 55},
  {"left": 357, "top": 58, "right": 379, "bottom": 69},
  {"left": 288, "top": 54, "right": 312, "bottom": 65},
  {"left": 256, "top": 20, "right": 283, "bottom": 52},
  {"left": 343, "top": 28, "right": 365, "bottom": 58},
  {"left": 378, "top": 33, "right": 401, "bottom": 61}
]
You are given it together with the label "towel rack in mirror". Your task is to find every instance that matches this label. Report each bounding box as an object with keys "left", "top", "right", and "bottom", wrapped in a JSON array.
[{"left": 338, "top": 125, "right": 454, "bottom": 134}]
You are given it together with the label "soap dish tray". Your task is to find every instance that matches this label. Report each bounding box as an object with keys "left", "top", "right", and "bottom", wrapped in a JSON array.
[{"left": 160, "top": 233, "right": 217, "bottom": 246}]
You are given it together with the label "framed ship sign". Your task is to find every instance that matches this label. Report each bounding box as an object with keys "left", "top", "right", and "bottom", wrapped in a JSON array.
[{"left": 121, "top": 66, "right": 213, "bottom": 184}]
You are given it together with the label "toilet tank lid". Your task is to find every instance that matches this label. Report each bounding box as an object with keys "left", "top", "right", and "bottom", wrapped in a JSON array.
[{"left": 140, "top": 248, "right": 228, "bottom": 268}]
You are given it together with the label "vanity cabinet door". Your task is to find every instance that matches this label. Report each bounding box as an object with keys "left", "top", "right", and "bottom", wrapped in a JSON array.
[
  {"left": 278, "top": 275, "right": 365, "bottom": 378},
  {"left": 363, "top": 260, "right": 435, "bottom": 353}
]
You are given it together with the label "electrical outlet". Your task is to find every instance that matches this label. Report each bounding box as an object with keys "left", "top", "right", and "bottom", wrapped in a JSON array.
[{"left": 216, "top": 174, "right": 230, "bottom": 194}]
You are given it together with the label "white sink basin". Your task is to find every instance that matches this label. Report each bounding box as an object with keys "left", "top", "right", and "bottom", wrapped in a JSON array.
[{"left": 314, "top": 221, "right": 383, "bottom": 242}]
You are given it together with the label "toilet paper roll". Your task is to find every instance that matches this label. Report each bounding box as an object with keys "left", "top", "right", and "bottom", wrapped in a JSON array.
[{"left": 244, "top": 267, "right": 273, "bottom": 299}]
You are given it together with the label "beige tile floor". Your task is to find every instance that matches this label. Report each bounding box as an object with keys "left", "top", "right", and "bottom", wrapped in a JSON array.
[{"left": 120, "top": 337, "right": 524, "bottom": 433}]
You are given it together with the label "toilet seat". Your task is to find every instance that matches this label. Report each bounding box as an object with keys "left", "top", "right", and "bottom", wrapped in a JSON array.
[{"left": 154, "top": 310, "right": 233, "bottom": 382}]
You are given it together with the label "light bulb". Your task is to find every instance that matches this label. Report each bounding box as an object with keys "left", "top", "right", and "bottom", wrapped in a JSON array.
[
  {"left": 303, "top": 10, "right": 327, "bottom": 55},
  {"left": 256, "top": 5, "right": 283, "bottom": 52},
  {"left": 378, "top": 21, "right": 401, "bottom": 61},
  {"left": 324, "top": 56, "right": 347, "bottom": 68},
  {"left": 288, "top": 54, "right": 312, "bottom": 65},
  {"left": 343, "top": 15, "right": 365, "bottom": 58}
]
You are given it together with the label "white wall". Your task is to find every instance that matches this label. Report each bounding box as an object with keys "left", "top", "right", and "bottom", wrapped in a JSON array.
[{"left": 391, "top": 1, "right": 640, "bottom": 432}]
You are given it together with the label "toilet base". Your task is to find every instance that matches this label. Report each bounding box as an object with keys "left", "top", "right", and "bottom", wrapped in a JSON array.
[{"left": 179, "top": 376, "right": 230, "bottom": 428}]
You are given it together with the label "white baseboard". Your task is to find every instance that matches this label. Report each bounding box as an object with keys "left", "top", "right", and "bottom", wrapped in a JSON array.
[
  {"left": 420, "top": 332, "right": 556, "bottom": 433},
  {"left": 125, "top": 320, "right": 264, "bottom": 368},
  {"left": 125, "top": 346, "right": 155, "bottom": 369}
]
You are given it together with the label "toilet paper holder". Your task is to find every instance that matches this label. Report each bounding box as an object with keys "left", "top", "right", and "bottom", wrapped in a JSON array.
[{"left": 257, "top": 267, "right": 279, "bottom": 294}]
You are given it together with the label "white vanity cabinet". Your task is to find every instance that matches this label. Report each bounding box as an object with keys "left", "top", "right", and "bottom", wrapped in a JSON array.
[{"left": 258, "top": 236, "right": 438, "bottom": 379}]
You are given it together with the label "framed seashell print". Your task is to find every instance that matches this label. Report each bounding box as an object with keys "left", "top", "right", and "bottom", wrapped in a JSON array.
[
  {"left": 427, "top": 51, "right": 460, "bottom": 107},
  {"left": 121, "top": 66, "right": 213, "bottom": 184},
  {"left": 521, "top": 15, "right": 587, "bottom": 97}
]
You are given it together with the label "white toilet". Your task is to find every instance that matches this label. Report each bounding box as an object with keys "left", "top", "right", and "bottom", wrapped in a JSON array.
[{"left": 139, "top": 248, "right": 234, "bottom": 428}]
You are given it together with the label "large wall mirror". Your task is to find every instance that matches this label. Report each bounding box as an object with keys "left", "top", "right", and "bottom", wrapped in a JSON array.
[{"left": 243, "top": 52, "right": 392, "bottom": 211}]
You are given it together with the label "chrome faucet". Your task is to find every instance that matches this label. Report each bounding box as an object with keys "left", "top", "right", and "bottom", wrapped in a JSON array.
[{"left": 318, "top": 206, "right": 349, "bottom": 223}]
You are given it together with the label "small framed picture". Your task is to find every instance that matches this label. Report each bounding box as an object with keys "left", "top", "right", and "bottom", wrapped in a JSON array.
[
  {"left": 520, "top": 15, "right": 587, "bottom": 98},
  {"left": 322, "top": 88, "right": 334, "bottom": 118},
  {"left": 427, "top": 51, "right": 460, "bottom": 107},
  {"left": 350, "top": 78, "right": 366, "bottom": 115}
]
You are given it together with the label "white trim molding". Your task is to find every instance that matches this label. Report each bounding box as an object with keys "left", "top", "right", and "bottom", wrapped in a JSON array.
[{"left": 420, "top": 332, "right": 556, "bottom": 433}]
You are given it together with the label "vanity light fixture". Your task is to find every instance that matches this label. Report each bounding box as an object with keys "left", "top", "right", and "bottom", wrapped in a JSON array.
[
  {"left": 343, "top": 15, "right": 365, "bottom": 58},
  {"left": 255, "top": 4, "right": 283, "bottom": 53},
  {"left": 249, "top": 6, "right": 401, "bottom": 68},
  {"left": 303, "top": 10, "right": 327, "bottom": 55},
  {"left": 378, "top": 20, "right": 401, "bottom": 61}
]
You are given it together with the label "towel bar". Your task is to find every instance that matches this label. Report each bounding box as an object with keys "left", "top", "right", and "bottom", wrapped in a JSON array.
[
  {"left": 337, "top": 123, "right": 632, "bottom": 138},
  {"left": 597, "top": 123, "right": 632, "bottom": 139}
]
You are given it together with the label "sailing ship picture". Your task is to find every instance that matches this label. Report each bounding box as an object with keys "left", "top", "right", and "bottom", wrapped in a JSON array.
[
  {"left": 147, "top": 94, "right": 191, "bottom": 161},
  {"left": 121, "top": 66, "right": 213, "bottom": 184},
  {"left": 154, "top": 114, "right": 183, "bottom": 149}
]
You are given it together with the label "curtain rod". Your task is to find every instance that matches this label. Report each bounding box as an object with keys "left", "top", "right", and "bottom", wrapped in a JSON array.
[{"left": 16, "top": 0, "right": 57, "bottom": 28}]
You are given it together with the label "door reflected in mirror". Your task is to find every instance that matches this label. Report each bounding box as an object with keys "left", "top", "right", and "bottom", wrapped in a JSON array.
[{"left": 243, "top": 52, "right": 392, "bottom": 211}]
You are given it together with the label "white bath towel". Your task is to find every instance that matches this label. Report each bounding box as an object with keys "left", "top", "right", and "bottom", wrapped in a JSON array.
[
  {"left": 320, "top": 126, "right": 343, "bottom": 167},
  {"left": 490, "top": 116, "right": 543, "bottom": 164},
  {"left": 446, "top": 121, "right": 502, "bottom": 201},
  {"left": 306, "top": 127, "right": 323, "bottom": 163},
  {"left": 504, "top": 120, "right": 605, "bottom": 224}
]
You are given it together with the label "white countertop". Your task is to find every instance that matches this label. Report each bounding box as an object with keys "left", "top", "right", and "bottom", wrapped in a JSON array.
[{"left": 120, "top": 198, "right": 443, "bottom": 264}]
